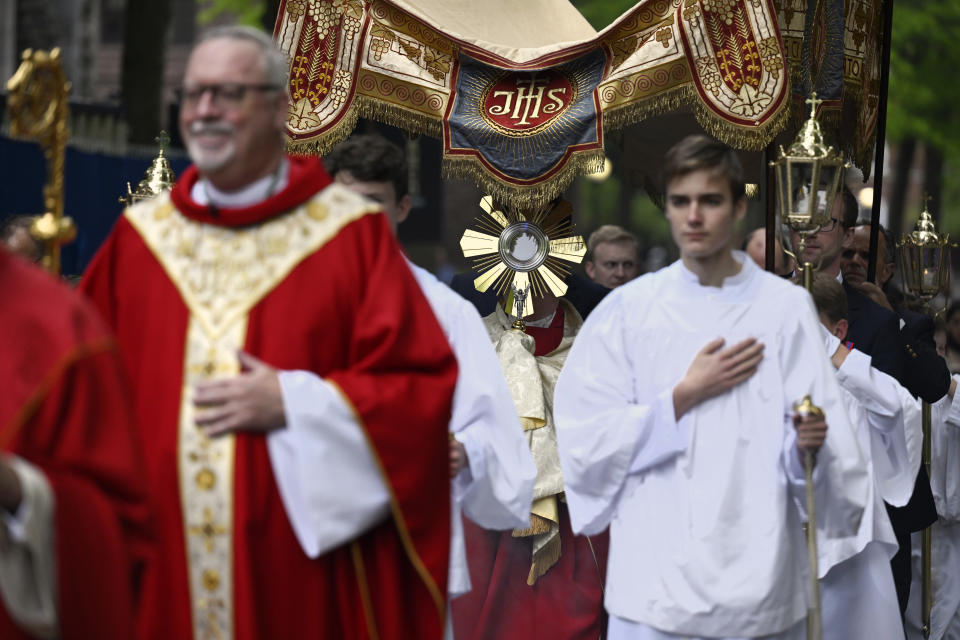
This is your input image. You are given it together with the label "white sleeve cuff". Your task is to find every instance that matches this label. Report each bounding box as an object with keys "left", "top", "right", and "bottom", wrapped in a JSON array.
[
  {"left": 452, "top": 428, "right": 481, "bottom": 502},
  {"left": 0, "top": 456, "right": 58, "bottom": 639},
  {"left": 267, "top": 371, "right": 391, "bottom": 559},
  {"left": 945, "top": 375, "right": 960, "bottom": 427}
]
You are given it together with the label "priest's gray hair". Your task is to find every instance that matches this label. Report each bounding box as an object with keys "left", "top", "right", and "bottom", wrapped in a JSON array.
[{"left": 197, "top": 25, "right": 289, "bottom": 96}]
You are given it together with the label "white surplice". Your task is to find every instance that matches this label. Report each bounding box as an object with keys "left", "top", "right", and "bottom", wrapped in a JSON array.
[
  {"left": 405, "top": 261, "right": 535, "bottom": 600},
  {"left": 554, "top": 253, "right": 869, "bottom": 639},
  {"left": 905, "top": 377, "right": 960, "bottom": 640},
  {"left": 820, "top": 336, "right": 908, "bottom": 640}
]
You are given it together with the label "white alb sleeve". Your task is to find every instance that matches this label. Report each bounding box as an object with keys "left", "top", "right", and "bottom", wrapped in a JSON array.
[
  {"left": 0, "top": 456, "right": 57, "bottom": 639},
  {"left": 447, "top": 302, "right": 535, "bottom": 531},
  {"left": 267, "top": 371, "right": 390, "bottom": 558},
  {"left": 836, "top": 348, "right": 912, "bottom": 506},
  {"left": 555, "top": 293, "right": 690, "bottom": 536}
]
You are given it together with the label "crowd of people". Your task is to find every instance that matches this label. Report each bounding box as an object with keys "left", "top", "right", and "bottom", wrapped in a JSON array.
[{"left": 3, "top": 24, "right": 959, "bottom": 640}]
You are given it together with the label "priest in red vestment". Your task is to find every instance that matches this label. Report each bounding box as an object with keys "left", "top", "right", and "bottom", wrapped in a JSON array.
[
  {"left": 80, "top": 26, "right": 456, "bottom": 640},
  {"left": 0, "top": 247, "right": 151, "bottom": 640}
]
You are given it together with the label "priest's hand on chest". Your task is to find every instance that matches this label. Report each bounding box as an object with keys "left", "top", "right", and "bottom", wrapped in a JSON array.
[
  {"left": 672, "top": 336, "right": 765, "bottom": 419},
  {"left": 193, "top": 351, "right": 285, "bottom": 437}
]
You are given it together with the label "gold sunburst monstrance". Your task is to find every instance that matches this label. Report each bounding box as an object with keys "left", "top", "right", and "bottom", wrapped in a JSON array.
[{"left": 460, "top": 196, "right": 586, "bottom": 319}]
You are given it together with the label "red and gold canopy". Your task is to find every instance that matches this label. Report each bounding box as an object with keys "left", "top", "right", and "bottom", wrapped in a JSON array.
[{"left": 274, "top": 0, "right": 883, "bottom": 207}]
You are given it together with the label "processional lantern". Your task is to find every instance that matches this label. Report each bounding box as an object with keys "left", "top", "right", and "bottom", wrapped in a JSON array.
[
  {"left": 897, "top": 199, "right": 952, "bottom": 640},
  {"left": 771, "top": 93, "right": 848, "bottom": 288},
  {"left": 6, "top": 48, "right": 75, "bottom": 274},
  {"left": 898, "top": 198, "right": 951, "bottom": 306},
  {"left": 119, "top": 131, "right": 177, "bottom": 206},
  {"left": 460, "top": 196, "right": 586, "bottom": 326},
  {"left": 771, "top": 92, "right": 850, "bottom": 640}
]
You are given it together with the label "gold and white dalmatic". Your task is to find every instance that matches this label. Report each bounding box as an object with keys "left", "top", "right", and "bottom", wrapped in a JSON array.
[{"left": 554, "top": 253, "right": 870, "bottom": 640}]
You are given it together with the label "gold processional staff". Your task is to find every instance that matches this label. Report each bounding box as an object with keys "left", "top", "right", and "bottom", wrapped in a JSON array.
[
  {"left": 6, "top": 48, "right": 74, "bottom": 274},
  {"left": 771, "top": 92, "right": 849, "bottom": 640}
]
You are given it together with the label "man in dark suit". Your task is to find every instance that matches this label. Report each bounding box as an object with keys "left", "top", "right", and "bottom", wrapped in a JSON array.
[
  {"left": 789, "top": 188, "right": 904, "bottom": 379},
  {"left": 841, "top": 220, "right": 951, "bottom": 403},
  {"left": 840, "top": 219, "right": 945, "bottom": 608}
]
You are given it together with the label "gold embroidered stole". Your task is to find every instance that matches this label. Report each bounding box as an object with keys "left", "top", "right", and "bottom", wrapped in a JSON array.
[
  {"left": 483, "top": 300, "right": 582, "bottom": 585},
  {"left": 124, "top": 186, "right": 378, "bottom": 640}
]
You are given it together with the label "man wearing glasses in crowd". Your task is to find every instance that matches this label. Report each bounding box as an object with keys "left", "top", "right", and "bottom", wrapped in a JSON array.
[{"left": 81, "top": 26, "right": 457, "bottom": 640}]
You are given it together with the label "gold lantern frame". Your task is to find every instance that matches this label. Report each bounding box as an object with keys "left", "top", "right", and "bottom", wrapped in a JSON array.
[
  {"left": 771, "top": 94, "right": 849, "bottom": 290},
  {"left": 897, "top": 200, "right": 952, "bottom": 311}
]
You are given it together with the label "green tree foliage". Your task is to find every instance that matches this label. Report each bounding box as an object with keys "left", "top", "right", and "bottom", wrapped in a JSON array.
[
  {"left": 887, "top": 1, "right": 960, "bottom": 163},
  {"left": 886, "top": 1, "right": 960, "bottom": 234},
  {"left": 570, "top": 0, "right": 633, "bottom": 31},
  {"left": 198, "top": 0, "right": 267, "bottom": 27}
]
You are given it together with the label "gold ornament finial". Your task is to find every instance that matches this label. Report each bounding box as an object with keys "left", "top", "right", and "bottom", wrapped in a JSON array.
[
  {"left": 120, "top": 130, "right": 177, "bottom": 206},
  {"left": 907, "top": 195, "right": 941, "bottom": 247},
  {"left": 793, "top": 394, "right": 824, "bottom": 419},
  {"left": 805, "top": 92, "right": 823, "bottom": 119}
]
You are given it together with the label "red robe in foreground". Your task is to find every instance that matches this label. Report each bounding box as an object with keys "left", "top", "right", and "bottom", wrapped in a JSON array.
[
  {"left": 80, "top": 156, "right": 456, "bottom": 640},
  {"left": 0, "top": 248, "right": 150, "bottom": 640},
  {"left": 452, "top": 305, "right": 609, "bottom": 639}
]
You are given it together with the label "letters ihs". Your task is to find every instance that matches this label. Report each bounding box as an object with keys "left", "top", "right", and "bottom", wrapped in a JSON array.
[{"left": 487, "top": 76, "right": 568, "bottom": 126}]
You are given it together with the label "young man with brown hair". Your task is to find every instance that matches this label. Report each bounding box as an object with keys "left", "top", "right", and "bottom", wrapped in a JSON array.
[{"left": 555, "top": 135, "right": 868, "bottom": 639}]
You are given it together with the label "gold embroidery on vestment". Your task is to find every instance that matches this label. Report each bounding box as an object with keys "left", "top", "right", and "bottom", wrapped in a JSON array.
[{"left": 123, "top": 186, "right": 379, "bottom": 640}]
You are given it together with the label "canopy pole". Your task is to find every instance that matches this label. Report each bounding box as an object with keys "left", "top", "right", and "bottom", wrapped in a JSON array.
[{"left": 867, "top": 0, "right": 895, "bottom": 283}]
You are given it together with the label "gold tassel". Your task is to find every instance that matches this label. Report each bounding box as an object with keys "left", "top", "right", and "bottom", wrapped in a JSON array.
[
  {"left": 526, "top": 532, "right": 562, "bottom": 586},
  {"left": 512, "top": 513, "right": 553, "bottom": 538}
]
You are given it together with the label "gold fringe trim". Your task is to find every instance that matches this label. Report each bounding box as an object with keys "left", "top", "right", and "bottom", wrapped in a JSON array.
[
  {"left": 442, "top": 150, "right": 606, "bottom": 211},
  {"left": 285, "top": 104, "right": 362, "bottom": 157},
  {"left": 355, "top": 95, "right": 443, "bottom": 139},
  {"left": 526, "top": 532, "right": 561, "bottom": 586},
  {"left": 602, "top": 82, "right": 792, "bottom": 152},
  {"left": 512, "top": 513, "right": 553, "bottom": 538},
  {"left": 285, "top": 96, "right": 443, "bottom": 158}
]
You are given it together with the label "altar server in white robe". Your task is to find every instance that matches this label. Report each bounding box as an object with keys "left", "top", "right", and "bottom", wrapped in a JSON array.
[
  {"left": 811, "top": 273, "right": 909, "bottom": 640},
  {"left": 554, "top": 135, "right": 869, "bottom": 640},
  {"left": 322, "top": 133, "right": 537, "bottom": 637},
  {"left": 905, "top": 374, "right": 960, "bottom": 640}
]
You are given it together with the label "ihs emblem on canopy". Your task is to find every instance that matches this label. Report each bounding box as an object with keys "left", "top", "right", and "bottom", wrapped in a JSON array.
[{"left": 460, "top": 196, "right": 586, "bottom": 319}]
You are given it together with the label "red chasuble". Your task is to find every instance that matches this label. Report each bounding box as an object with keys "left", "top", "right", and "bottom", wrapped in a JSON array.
[
  {"left": 0, "top": 248, "right": 151, "bottom": 640},
  {"left": 80, "top": 156, "right": 455, "bottom": 640}
]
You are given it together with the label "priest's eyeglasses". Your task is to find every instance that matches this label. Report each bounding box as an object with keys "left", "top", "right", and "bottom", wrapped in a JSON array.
[{"left": 177, "top": 84, "right": 283, "bottom": 109}]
